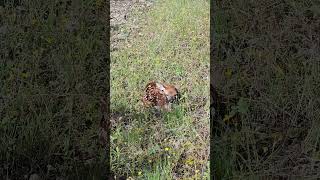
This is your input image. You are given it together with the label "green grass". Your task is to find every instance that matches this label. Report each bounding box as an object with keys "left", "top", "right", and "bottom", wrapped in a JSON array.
[
  {"left": 212, "top": 0, "right": 320, "bottom": 178},
  {"left": 1, "top": 1, "right": 108, "bottom": 179},
  {"left": 111, "top": 0, "right": 209, "bottom": 179}
]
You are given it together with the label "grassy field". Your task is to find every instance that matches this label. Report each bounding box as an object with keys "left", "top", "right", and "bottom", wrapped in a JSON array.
[
  {"left": 110, "top": 0, "right": 210, "bottom": 179},
  {"left": 212, "top": 0, "right": 320, "bottom": 179},
  {"left": 1, "top": 1, "right": 108, "bottom": 179}
]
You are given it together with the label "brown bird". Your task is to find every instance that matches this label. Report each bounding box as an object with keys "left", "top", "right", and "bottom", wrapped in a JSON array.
[{"left": 142, "top": 81, "right": 179, "bottom": 111}]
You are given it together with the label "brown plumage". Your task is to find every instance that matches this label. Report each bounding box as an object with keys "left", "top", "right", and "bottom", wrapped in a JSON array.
[{"left": 142, "top": 81, "right": 179, "bottom": 111}]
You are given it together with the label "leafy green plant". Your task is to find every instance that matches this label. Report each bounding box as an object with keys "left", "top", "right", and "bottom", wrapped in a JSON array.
[{"left": 223, "top": 97, "right": 249, "bottom": 122}]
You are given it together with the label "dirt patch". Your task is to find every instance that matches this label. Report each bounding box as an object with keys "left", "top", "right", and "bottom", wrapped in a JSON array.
[{"left": 111, "top": 0, "right": 154, "bottom": 51}]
